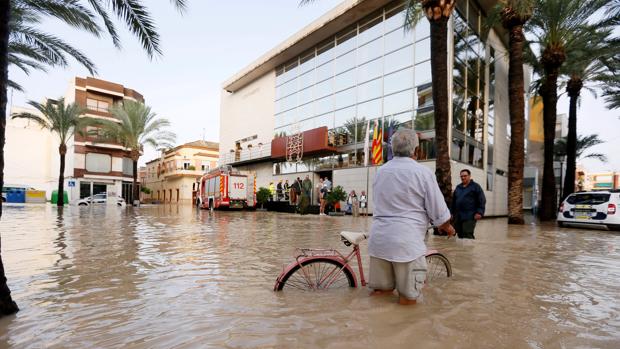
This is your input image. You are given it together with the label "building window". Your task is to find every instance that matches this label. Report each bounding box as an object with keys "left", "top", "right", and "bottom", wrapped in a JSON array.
[
  {"left": 86, "top": 98, "right": 109, "bottom": 112},
  {"left": 201, "top": 163, "right": 210, "bottom": 172},
  {"left": 451, "top": 3, "right": 485, "bottom": 168},
  {"left": 122, "top": 158, "right": 133, "bottom": 176},
  {"left": 85, "top": 153, "right": 111, "bottom": 173},
  {"left": 183, "top": 161, "right": 191, "bottom": 170}
]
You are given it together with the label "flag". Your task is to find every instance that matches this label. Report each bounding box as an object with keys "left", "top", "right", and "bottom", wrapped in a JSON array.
[
  {"left": 371, "top": 120, "right": 383, "bottom": 165},
  {"left": 363, "top": 119, "right": 370, "bottom": 166},
  {"left": 386, "top": 124, "right": 394, "bottom": 161}
]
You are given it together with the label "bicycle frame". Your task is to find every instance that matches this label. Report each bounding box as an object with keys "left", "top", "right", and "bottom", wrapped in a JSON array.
[{"left": 274, "top": 245, "right": 366, "bottom": 291}]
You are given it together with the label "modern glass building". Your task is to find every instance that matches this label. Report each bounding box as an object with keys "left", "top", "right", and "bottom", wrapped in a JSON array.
[{"left": 219, "top": 0, "right": 523, "bottom": 215}]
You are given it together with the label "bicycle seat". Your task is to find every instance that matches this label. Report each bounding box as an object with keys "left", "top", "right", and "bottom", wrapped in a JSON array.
[{"left": 340, "top": 231, "right": 368, "bottom": 246}]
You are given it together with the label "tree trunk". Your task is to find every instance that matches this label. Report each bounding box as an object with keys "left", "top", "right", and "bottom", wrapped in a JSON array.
[
  {"left": 0, "top": 0, "right": 19, "bottom": 316},
  {"left": 563, "top": 78, "right": 581, "bottom": 200},
  {"left": 57, "top": 145, "right": 67, "bottom": 207},
  {"left": 429, "top": 17, "right": 452, "bottom": 206},
  {"left": 539, "top": 76, "right": 559, "bottom": 221},
  {"left": 506, "top": 23, "right": 526, "bottom": 224},
  {"left": 132, "top": 159, "right": 139, "bottom": 205}
]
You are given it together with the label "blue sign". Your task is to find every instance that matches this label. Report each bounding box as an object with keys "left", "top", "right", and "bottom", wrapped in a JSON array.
[{"left": 68, "top": 180, "right": 76, "bottom": 187}]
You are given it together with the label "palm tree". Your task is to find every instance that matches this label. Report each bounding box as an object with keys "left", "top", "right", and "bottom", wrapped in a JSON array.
[
  {"left": 405, "top": 0, "right": 456, "bottom": 205},
  {"left": 526, "top": 0, "right": 612, "bottom": 220},
  {"left": 486, "top": 1, "right": 533, "bottom": 224},
  {"left": 560, "top": 33, "right": 618, "bottom": 201},
  {"left": 0, "top": 0, "right": 185, "bottom": 317},
  {"left": 555, "top": 134, "right": 608, "bottom": 164},
  {"left": 12, "top": 98, "right": 85, "bottom": 207},
  {"left": 85, "top": 100, "right": 175, "bottom": 205}
]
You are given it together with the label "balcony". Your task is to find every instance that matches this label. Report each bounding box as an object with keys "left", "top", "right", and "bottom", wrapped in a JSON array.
[
  {"left": 162, "top": 167, "right": 205, "bottom": 178},
  {"left": 219, "top": 144, "right": 272, "bottom": 166}
]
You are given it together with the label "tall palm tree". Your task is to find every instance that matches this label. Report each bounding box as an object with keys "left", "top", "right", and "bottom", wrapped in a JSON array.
[
  {"left": 405, "top": 0, "right": 456, "bottom": 205},
  {"left": 85, "top": 100, "right": 175, "bottom": 205},
  {"left": 11, "top": 98, "right": 85, "bottom": 206},
  {"left": 487, "top": 0, "right": 533, "bottom": 224},
  {"left": 0, "top": 0, "right": 185, "bottom": 317},
  {"left": 560, "top": 33, "right": 618, "bottom": 201},
  {"left": 526, "top": 0, "right": 612, "bottom": 220}
]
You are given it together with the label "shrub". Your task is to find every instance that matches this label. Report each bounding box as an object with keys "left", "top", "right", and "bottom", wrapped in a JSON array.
[
  {"left": 326, "top": 185, "right": 347, "bottom": 204},
  {"left": 257, "top": 187, "right": 271, "bottom": 208}
]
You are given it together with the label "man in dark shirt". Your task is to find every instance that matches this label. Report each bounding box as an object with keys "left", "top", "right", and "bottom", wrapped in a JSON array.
[{"left": 451, "top": 169, "right": 486, "bottom": 239}]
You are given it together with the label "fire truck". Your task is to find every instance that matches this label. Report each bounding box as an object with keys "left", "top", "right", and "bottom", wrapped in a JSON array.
[{"left": 196, "top": 166, "right": 256, "bottom": 209}]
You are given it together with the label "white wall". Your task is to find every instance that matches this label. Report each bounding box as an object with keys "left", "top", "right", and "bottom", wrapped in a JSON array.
[
  {"left": 5, "top": 107, "right": 59, "bottom": 199},
  {"left": 219, "top": 71, "right": 276, "bottom": 158}
]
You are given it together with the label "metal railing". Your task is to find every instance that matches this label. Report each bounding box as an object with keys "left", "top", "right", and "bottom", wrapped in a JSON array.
[{"left": 219, "top": 144, "right": 272, "bottom": 165}]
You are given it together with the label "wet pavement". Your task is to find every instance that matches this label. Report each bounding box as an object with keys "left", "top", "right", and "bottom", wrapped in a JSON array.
[{"left": 0, "top": 204, "right": 618, "bottom": 348}]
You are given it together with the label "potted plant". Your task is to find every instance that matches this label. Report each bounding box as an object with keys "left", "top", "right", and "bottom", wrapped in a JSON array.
[
  {"left": 326, "top": 186, "right": 347, "bottom": 216},
  {"left": 257, "top": 187, "right": 271, "bottom": 211}
]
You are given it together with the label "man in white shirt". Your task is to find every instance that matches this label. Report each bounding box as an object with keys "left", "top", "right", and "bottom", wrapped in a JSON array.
[{"left": 368, "top": 129, "right": 455, "bottom": 305}]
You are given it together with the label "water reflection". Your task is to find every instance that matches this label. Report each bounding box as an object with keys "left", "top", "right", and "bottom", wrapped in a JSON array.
[{"left": 0, "top": 205, "right": 618, "bottom": 348}]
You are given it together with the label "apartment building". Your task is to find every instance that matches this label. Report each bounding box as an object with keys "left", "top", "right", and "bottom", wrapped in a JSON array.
[
  {"left": 64, "top": 77, "right": 144, "bottom": 202},
  {"left": 143, "top": 140, "right": 219, "bottom": 204}
]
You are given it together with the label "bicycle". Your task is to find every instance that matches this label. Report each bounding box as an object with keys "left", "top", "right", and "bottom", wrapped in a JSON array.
[{"left": 274, "top": 228, "right": 452, "bottom": 291}]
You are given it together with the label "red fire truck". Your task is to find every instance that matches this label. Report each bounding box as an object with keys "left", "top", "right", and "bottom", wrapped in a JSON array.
[{"left": 196, "top": 166, "right": 256, "bottom": 209}]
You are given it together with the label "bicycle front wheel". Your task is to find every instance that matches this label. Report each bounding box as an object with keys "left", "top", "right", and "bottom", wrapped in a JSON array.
[
  {"left": 425, "top": 253, "right": 452, "bottom": 283},
  {"left": 276, "top": 258, "right": 356, "bottom": 291}
]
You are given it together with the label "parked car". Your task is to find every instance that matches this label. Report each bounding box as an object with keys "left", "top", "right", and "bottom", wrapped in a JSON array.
[
  {"left": 557, "top": 190, "right": 620, "bottom": 230},
  {"left": 77, "top": 193, "right": 125, "bottom": 207}
]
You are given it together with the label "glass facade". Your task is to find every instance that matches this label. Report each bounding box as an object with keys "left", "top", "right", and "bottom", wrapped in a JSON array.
[
  {"left": 270, "top": 0, "right": 495, "bottom": 175},
  {"left": 273, "top": 2, "right": 433, "bottom": 173},
  {"left": 452, "top": 0, "right": 485, "bottom": 169}
]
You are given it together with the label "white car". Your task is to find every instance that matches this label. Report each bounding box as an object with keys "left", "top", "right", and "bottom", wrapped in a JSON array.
[
  {"left": 557, "top": 190, "right": 620, "bottom": 230},
  {"left": 77, "top": 193, "right": 125, "bottom": 207}
]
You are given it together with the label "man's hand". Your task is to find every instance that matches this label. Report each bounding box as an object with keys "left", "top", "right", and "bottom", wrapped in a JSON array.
[
  {"left": 438, "top": 221, "right": 456, "bottom": 238},
  {"left": 474, "top": 213, "right": 482, "bottom": 220}
]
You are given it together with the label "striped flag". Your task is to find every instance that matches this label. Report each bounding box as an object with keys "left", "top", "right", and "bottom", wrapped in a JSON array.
[{"left": 371, "top": 120, "right": 383, "bottom": 165}]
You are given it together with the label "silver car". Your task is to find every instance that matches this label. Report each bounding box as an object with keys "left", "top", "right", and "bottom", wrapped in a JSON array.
[{"left": 77, "top": 193, "right": 125, "bottom": 207}]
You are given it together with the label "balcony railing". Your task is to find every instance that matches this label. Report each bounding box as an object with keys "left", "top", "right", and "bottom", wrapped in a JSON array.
[
  {"left": 219, "top": 144, "right": 271, "bottom": 165},
  {"left": 162, "top": 168, "right": 205, "bottom": 177}
]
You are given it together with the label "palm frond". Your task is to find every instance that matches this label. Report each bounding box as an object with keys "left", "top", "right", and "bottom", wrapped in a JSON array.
[
  {"left": 20, "top": 0, "right": 101, "bottom": 36},
  {"left": 109, "top": 0, "right": 161, "bottom": 58}
]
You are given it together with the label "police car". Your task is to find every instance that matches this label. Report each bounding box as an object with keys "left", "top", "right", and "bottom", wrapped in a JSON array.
[{"left": 557, "top": 190, "right": 620, "bottom": 230}]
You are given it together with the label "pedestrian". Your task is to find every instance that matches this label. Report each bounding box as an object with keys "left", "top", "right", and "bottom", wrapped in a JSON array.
[
  {"left": 301, "top": 175, "right": 313, "bottom": 215},
  {"left": 451, "top": 169, "right": 486, "bottom": 239},
  {"left": 268, "top": 182, "right": 275, "bottom": 201},
  {"left": 290, "top": 178, "right": 300, "bottom": 205},
  {"left": 276, "top": 180, "right": 283, "bottom": 201},
  {"left": 284, "top": 179, "right": 290, "bottom": 201},
  {"left": 318, "top": 178, "right": 327, "bottom": 215},
  {"left": 368, "top": 129, "right": 455, "bottom": 305},
  {"left": 359, "top": 190, "right": 368, "bottom": 216},
  {"left": 349, "top": 190, "right": 359, "bottom": 217}
]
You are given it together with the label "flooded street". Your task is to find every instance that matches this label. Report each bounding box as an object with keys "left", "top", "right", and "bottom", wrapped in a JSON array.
[{"left": 0, "top": 205, "right": 619, "bottom": 348}]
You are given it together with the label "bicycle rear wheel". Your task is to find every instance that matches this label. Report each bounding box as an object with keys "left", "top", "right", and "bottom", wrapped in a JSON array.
[
  {"left": 276, "top": 258, "right": 356, "bottom": 291},
  {"left": 425, "top": 253, "right": 452, "bottom": 283}
]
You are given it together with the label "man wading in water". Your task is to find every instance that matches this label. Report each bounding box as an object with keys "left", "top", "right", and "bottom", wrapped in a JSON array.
[{"left": 367, "top": 129, "right": 455, "bottom": 305}]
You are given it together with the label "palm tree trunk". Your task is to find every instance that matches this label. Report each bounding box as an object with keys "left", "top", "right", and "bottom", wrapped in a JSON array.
[
  {"left": 430, "top": 17, "right": 452, "bottom": 206},
  {"left": 0, "top": 0, "right": 19, "bottom": 316},
  {"left": 506, "top": 23, "right": 526, "bottom": 225},
  {"left": 563, "top": 78, "right": 581, "bottom": 200},
  {"left": 132, "top": 159, "right": 139, "bottom": 205},
  {"left": 539, "top": 76, "right": 559, "bottom": 221},
  {"left": 57, "top": 145, "right": 66, "bottom": 207}
]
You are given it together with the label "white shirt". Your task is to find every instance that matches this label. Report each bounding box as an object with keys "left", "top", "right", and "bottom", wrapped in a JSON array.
[{"left": 368, "top": 157, "right": 451, "bottom": 262}]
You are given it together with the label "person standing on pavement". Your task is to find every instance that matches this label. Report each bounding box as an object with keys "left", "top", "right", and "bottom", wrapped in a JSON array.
[
  {"left": 368, "top": 129, "right": 455, "bottom": 305},
  {"left": 451, "top": 169, "right": 486, "bottom": 239},
  {"left": 300, "top": 175, "right": 313, "bottom": 215},
  {"left": 359, "top": 190, "right": 368, "bottom": 216},
  {"left": 284, "top": 180, "right": 290, "bottom": 201}
]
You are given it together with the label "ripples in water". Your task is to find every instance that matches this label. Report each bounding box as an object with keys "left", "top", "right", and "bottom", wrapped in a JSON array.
[{"left": 0, "top": 204, "right": 618, "bottom": 348}]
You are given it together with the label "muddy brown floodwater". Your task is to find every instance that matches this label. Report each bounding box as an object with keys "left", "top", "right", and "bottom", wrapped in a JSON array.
[{"left": 0, "top": 204, "right": 618, "bottom": 348}]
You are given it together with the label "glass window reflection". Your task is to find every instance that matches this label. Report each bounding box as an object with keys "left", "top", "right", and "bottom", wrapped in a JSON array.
[
  {"left": 385, "top": 45, "right": 413, "bottom": 74},
  {"left": 384, "top": 67, "right": 413, "bottom": 95},
  {"left": 383, "top": 89, "right": 413, "bottom": 116}
]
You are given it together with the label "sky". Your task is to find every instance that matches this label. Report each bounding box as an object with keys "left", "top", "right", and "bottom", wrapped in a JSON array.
[{"left": 7, "top": 0, "right": 619, "bottom": 172}]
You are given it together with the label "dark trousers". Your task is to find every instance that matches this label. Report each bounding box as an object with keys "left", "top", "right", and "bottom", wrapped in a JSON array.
[{"left": 455, "top": 219, "right": 476, "bottom": 239}]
